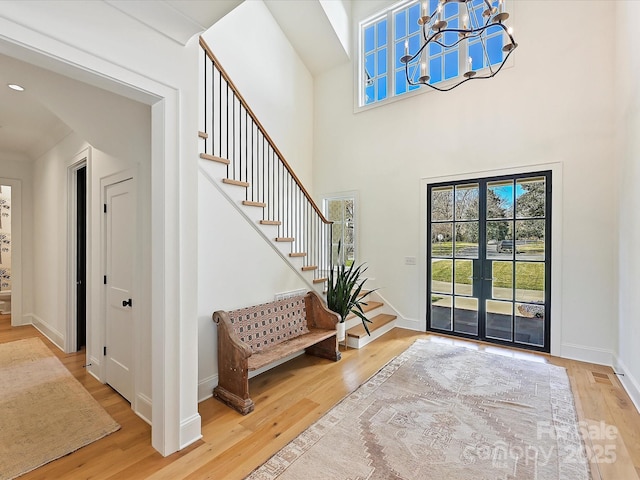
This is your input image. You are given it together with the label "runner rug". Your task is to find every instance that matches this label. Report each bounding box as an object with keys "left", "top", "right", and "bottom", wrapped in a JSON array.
[
  {"left": 247, "top": 339, "right": 590, "bottom": 480},
  {"left": 0, "top": 338, "right": 120, "bottom": 480}
]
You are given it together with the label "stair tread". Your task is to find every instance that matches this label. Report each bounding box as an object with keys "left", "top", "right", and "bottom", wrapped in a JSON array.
[
  {"left": 301, "top": 265, "right": 317, "bottom": 271},
  {"left": 198, "top": 131, "right": 209, "bottom": 139},
  {"left": 346, "top": 314, "right": 396, "bottom": 339},
  {"left": 345, "top": 301, "right": 383, "bottom": 319},
  {"left": 260, "top": 220, "right": 281, "bottom": 226},
  {"left": 223, "top": 178, "right": 249, "bottom": 188},
  {"left": 200, "top": 153, "right": 230, "bottom": 164},
  {"left": 242, "top": 200, "right": 266, "bottom": 208},
  {"left": 289, "top": 252, "right": 307, "bottom": 257},
  {"left": 313, "top": 277, "right": 328, "bottom": 284},
  {"left": 275, "top": 237, "right": 294, "bottom": 242}
]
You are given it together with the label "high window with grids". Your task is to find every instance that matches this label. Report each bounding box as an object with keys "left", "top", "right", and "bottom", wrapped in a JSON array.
[{"left": 360, "top": 0, "right": 507, "bottom": 107}]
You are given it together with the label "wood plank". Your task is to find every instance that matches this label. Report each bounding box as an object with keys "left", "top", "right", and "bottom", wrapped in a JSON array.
[
  {"left": 3, "top": 313, "right": 640, "bottom": 480},
  {"left": 345, "top": 300, "right": 383, "bottom": 319},
  {"left": 347, "top": 313, "right": 396, "bottom": 339},
  {"left": 302, "top": 265, "right": 317, "bottom": 271},
  {"left": 312, "top": 277, "right": 327, "bottom": 284},
  {"left": 242, "top": 200, "right": 266, "bottom": 208},
  {"left": 289, "top": 252, "right": 306, "bottom": 257},
  {"left": 198, "top": 131, "right": 209, "bottom": 139},
  {"left": 222, "top": 178, "right": 249, "bottom": 188},
  {"left": 199, "top": 153, "right": 230, "bottom": 164},
  {"left": 275, "top": 237, "right": 294, "bottom": 242},
  {"left": 259, "top": 220, "right": 281, "bottom": 226}
]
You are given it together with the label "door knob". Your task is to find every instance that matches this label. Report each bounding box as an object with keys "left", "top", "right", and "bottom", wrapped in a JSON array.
[{"left": 122, "top": 298, "right": 132, "bottom": 307}]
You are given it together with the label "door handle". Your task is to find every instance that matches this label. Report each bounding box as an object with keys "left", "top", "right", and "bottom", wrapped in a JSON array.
[{"left": 122, "top": 298, "right": 132, "bottom": 307}]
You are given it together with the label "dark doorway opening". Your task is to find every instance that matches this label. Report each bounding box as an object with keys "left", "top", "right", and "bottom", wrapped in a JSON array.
[{"left": 76, "top": 166, "right": 87, "bottom": 350}]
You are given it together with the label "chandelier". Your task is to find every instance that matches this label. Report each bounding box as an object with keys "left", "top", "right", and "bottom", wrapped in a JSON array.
[{"left": 401, "top": 0, "right": 517, "bottom": 92}]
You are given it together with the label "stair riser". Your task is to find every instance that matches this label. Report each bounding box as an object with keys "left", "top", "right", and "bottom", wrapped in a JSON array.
[{"left": 346, "top": 321, "right": 396, "bottom": 349}]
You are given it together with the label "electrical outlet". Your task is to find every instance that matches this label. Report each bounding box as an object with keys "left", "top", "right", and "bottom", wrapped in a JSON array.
[{"left": 404, "top": 256, "right": 417, "bottom": 265}]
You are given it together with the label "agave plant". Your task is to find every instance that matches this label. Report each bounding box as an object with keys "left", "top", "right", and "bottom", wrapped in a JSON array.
[{"left": 326, "top": 242, "right": 377, "bottom": 335}]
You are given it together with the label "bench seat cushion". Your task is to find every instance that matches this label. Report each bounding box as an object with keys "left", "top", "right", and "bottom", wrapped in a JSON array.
[
  {"left": 248, "top": 328, "right": 336, "bottom": 371},
  {"left": 228, "top": 295, "right": 309, "bottom": 353}
]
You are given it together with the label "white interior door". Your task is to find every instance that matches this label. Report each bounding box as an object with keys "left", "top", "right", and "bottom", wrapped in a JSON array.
[{"left": 105, "top": 178, "right": 135, "bottom": 402}]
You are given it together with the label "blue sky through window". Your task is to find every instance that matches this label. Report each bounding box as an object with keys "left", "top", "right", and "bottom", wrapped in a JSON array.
[{"left": 361, "top": 0, "right": 506, "bottom": 106}]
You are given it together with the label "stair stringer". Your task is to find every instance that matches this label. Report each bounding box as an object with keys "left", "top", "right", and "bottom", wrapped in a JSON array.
[{"left": 199, "top": 159, "right": 323, "bottom": 296}]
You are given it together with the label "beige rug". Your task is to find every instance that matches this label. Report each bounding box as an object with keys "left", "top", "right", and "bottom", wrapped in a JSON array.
[
  {"left": 247, "top": 339, "right": 590, "bottom": 480},
  {"left": 0, "top": 338, "right": 120, "bottom": 480}
]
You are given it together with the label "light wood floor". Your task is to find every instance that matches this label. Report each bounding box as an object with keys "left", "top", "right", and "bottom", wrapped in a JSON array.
[{"left": 2, "top": 314, "right": 639, "bottom": 480}]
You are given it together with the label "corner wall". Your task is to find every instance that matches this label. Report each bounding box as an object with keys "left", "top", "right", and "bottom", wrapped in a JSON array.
[
  {"left": 615, "top": 1, "right": 640, "bottom": 411},
  {"left": 197, "top": 0, "right": 315, "bottom": 399},
  {"left": 313, "top": 0, "right": 618, "bottom": 364}
]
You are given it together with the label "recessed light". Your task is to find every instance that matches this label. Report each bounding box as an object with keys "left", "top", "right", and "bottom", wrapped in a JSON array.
[{"left": 7, "top": 84, "right": 25, "bottom": 92}]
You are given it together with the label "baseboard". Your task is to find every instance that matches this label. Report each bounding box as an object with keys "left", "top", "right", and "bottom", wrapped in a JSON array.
[
  {"left": 198, "top": 374, "right": 218, "bottom": 403},
  {"left": 560, "top": 342, "right": 615, "bottom": 366},
  {"left": 179, "top": 413, "right": 202, "bottom": 450},
  {"left": 614, "top": 356, "right": 640, "bottom": 415},
  {"left": 135, "top": 393, "right": 153, "bottom": 425},
  {"left": 28, "top": 313, "right": 64, "bottom": 351}
]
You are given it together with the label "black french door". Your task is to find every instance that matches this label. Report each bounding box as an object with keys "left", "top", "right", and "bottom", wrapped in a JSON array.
[{"left": 427, "top": 171, "right": 551, "bottom": 352}]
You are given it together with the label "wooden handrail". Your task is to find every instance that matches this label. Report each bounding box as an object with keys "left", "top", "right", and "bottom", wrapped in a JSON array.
[{"left": 199, "top": 36, "right": 332, "bottom": 225}]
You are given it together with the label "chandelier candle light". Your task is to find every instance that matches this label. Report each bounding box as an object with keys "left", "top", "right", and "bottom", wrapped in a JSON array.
[{"left": 401, "top": 0, "right": 517, "bottom": 91}]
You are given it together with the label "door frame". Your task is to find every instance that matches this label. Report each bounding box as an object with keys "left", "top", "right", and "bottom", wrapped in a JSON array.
[
  {"left": 100, "top": 169, "right": 139, "bottom": 404},
  {"left": 66, "top": 149, "right": 90, "bottom": 353},
  {"left": 0, "top": 177, "right": 22, "bottom": 328},
  {"left": 420, "top": 162, "right": 564, "bottom": 357}
]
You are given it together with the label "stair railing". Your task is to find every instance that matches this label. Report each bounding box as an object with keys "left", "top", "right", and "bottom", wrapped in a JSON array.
[{"left": 199, "top": 37, "right": 333, "bottom": 282}]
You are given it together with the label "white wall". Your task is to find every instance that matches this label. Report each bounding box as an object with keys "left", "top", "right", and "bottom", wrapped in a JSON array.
[
  {"left": 0, "top": 0, "right": 200, "bottom": 454},
  {"left": 201, "top": 0, "right": 315, "bottom": 186},
  {"left": 615, "top": 1, "right": 640, "bottom": 411},
  {"left": 313, "top": 1, "right": 618, "bottom": 364},
  {"left": 198, "top": 0, "right": 315, "bottom": 399}
]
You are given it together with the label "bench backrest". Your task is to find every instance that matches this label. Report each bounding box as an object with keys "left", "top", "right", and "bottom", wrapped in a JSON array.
[{"left": 227, "top": 295, "right": 310, "bottom": 353}]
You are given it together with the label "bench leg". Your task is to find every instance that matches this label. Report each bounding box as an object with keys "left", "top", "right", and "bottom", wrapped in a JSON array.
[
  {"left": 213, "top": 384, "right": 255, "bottom": 415},
  {"left": 306, "top": 335, "right": 341, "bottom": 362}
]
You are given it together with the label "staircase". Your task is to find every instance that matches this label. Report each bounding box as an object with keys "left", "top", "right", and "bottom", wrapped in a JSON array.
[
  {"left": 342, "top": 293, "right": 397, "bottom": 349},
  {"left": 199, "top": 37, "right": 397, "bottom": 342}
]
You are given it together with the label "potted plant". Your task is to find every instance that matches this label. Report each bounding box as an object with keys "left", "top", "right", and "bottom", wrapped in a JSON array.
[{"left": 326, "top": 241, "right": 377, "bottom": 342}]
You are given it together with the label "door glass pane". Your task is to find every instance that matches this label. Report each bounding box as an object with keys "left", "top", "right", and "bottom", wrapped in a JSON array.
[
  {"left": 431, "top": 295, "right": 452, "bottom": 331},
  {"left": 431, "top": 259, "right": 452, "bottom": 294},
  {"left": 516, "top": 176, "right": 546, "bottom": 219},
  {"left": 455, "top": 222, "right": 478, "bottom": 258},
  {"left": 486, "top": 220, "right": 513, "bottom": 259},
  {"left": 432, "top": 223, "right": 453, "bottom": 257},
  {"left": 515, "top": 262, "right": 545, "bottom": 303},
  {"left": 454, "top": 259, "right": 473, "bottom": 296},
  {"left": 515, "top": 303, "right": 544, "bottom": 347},
  {"left": 487, "top": 180, "right": 514, "bottom": 219},
  {"left": 516, "top": 220, "right": 545, "bottom": 261},
  {"left": 454, "top": 297, "right": 478, "bottom": 335},
  {"left": 432, "top": 186, "right": 454, "bottom": 221},
  {"left": 455, "top": 183, "right": 479, "bottom": 220},
  {"left": 492, "top": 261, "right": 513, "bottom": 300},
  {"left": 486, "top": 300, "right": 513, "bottom": 341}
]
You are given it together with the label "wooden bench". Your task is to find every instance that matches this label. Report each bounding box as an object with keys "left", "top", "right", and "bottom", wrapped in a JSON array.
[{"left": 212, "top": 291, "right": 341, "bottom": 414}]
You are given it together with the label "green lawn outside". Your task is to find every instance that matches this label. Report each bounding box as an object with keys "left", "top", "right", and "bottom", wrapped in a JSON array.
[
  {"left": 431, "top": 259, "right": 544, "bottom": 291},
  {"left": 431, "top": 242, "right": 475, "bottom": 256}
]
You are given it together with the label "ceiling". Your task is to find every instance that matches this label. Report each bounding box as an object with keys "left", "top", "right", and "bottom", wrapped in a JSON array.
[
  {"left": 0, "top": 0, "right": 349, "bottom": 161},
  {"left": 0, "top": 58, "right": 72, "bottom": 161}
]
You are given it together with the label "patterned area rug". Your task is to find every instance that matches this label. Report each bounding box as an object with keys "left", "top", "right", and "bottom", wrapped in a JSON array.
[
  {"left": 0, "top": 338, "right": 120, "bottom": 480},
  {"left": 247, "top": 339, "right": 590, "bottom": 480}
]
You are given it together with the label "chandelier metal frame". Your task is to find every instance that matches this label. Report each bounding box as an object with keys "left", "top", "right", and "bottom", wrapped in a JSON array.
[{"left": 401, "top": 0, "right": 518, "bottom": 92}]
